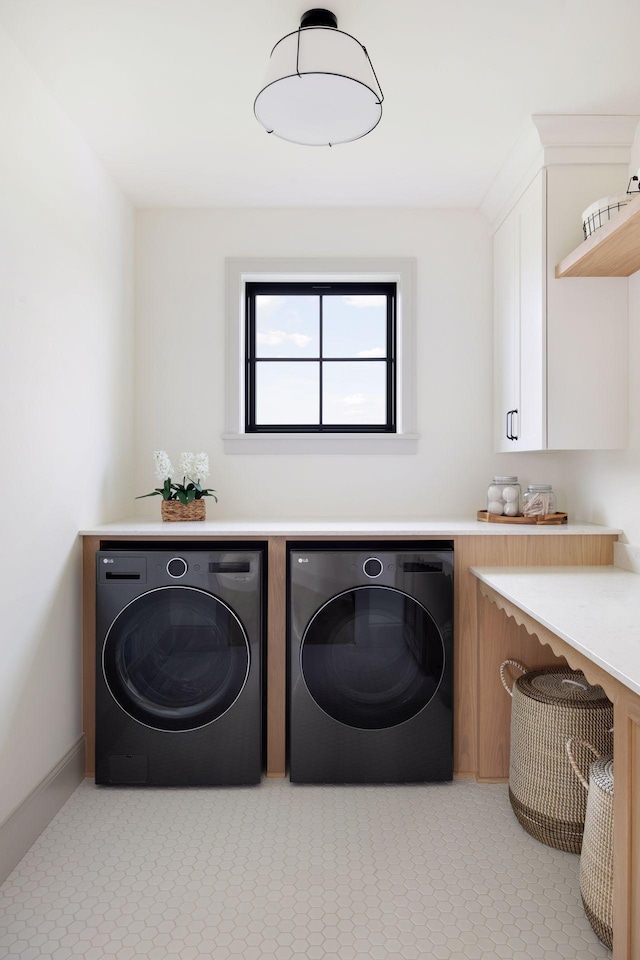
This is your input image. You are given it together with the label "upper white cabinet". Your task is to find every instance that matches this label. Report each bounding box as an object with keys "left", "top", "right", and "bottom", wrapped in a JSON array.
[
  {"left": 493, "top": 170, "right": 545, "bottom": 452},
  {"left": 489, "top": 116, "right": 634, "bottom": 453}
]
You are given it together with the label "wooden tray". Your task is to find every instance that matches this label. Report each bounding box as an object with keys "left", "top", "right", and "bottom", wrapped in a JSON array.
[{"left": 477, "top": 510, "right": 568, "bottom": 525}]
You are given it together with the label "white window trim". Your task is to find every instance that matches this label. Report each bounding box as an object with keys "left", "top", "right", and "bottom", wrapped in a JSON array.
[{"left": 223, "top": 257, "right": 418, "bottom": 455}]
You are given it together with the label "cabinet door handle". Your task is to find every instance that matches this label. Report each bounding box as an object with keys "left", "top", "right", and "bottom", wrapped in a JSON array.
[
  {"left": 506, "top": 410, "right": 512, "bottom": 440},
  {"left": 511, "top": 409, "right": 518, "bottom": 441},
  {"left": 506, "top": 410, "right": 514, "bottom": 440}
]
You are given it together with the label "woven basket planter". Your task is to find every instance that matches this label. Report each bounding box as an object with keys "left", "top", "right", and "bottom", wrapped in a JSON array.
[
  {"left": 567, "top": 739, "right": 614, "bottom": 950},
  {"left": 161, "top": 499, "right": 206, "bottom": 522},
  {"left": 500, "top": 660, "right": 613, "bottom": 853}
]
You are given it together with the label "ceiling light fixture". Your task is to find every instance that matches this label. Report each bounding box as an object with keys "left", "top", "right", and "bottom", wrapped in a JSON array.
[{"left": 254, "top": 8, "right": 383, "bottom": 147}]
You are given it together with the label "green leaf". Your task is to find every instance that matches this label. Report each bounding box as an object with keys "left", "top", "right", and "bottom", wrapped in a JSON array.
[
  {"left": 135, "top": 491, "right": 162, "bottom": 499},
  {"left": 177, "top": 490, "right": 188, "bottom": 505},
  {"left": 187, "top": 488, "right": 196, "bottom": 503}
]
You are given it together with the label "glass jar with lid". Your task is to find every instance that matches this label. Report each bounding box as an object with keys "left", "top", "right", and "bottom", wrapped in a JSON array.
[
  {"left": 523, "top": 484, "right": 557, "bottom": 517},
  {"left": 487, "top": 476, "right": 521, "bottom": 517}
]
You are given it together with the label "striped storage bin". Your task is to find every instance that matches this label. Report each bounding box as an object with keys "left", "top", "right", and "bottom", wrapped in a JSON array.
[
  {"left": 500, "top": 661, "right": 613, "bottom": 853},
  {"left": 567, "top": 738, "right": 614, "bottom": 950}
]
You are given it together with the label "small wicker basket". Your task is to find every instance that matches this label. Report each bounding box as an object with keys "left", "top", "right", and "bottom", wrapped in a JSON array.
[
  {"left": 500, "top": 660, "right": 613, "bottom": 852},
  {"left": 566, "top": 738, "right": 614, "bottom": 950},
  {"left": 161, "top": 499, "right": 206, "bottom": 522},
  {"left": 581, "top": 193, "right": 631, "bottom": 239}
]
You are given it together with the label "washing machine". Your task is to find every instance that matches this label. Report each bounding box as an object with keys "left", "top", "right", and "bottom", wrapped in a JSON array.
[
  {"left": 95, "top": 544, "right": 265, "bottom": 786},
  {"left": 289, "top": 542, "right": 453, "bottom": 783}
]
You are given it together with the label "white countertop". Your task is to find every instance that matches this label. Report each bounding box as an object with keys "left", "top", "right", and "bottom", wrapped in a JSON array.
[
  {"left": 471, "top": 565, "right": 640, "bottom": 697},
  {"left": 79, "top": 518, "right": 622, "bottom": 537}
]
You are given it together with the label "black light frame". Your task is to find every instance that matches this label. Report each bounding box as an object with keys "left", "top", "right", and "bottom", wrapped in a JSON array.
[
  {"left": 253, "top": 8, "right": 384, "bottom": 147},
  {"left": 245, "top": 281, "right": 396, "bottom": 433}
]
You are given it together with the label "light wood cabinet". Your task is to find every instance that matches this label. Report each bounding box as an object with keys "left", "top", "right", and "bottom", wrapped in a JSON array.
[
  {"left": 493, "top": 162, "right": 628, "bottom": 451},
  {"left": 475, "top": 578, "right": 640, "bottom": 960},
  {"left": 82, "top": 530, "right": 617, "bottom": 779}
]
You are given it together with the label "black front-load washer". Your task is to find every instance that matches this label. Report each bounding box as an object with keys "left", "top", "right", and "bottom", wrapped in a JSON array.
[
  {"left": 289, "top": 542, "right": 453, "bottom": 783},
  {"left": 95, "top": 546, "right": 264, "bottom": 786}
]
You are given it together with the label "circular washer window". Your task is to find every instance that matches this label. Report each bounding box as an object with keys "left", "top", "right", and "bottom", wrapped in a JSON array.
[
  {"left": 300, "top": 586, "right": 445, "bottom": 730},
  {"left": 103, "top": 586, "right": 250, "bottom": 732}
]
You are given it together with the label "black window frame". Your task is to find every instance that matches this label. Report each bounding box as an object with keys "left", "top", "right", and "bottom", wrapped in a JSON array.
[{"left": 245, "top": 281, "right": 397, "bottom": 433}]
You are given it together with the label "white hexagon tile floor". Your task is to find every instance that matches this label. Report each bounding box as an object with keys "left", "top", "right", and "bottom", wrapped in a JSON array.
[{"left": 0, "top": 778, "right": 610, "bottom": 960}]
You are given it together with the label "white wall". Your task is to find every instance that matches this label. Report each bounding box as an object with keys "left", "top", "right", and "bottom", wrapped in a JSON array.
[
  {"left": 135, "top": 208, "right": 569, "bottom": 520},
  {"left": 555, "top": 134, "right": 640, "bottom": 547},
  {"left": 0, "top": 28, "right": 134, "bottom": 823},
  {"left": 557, "top": 274, "right": 640, "bottom": 544}
]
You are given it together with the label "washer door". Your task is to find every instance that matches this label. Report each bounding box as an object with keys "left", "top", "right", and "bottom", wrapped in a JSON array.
[
  {"left": 301, "top": 586, "right": 444, "bottom": 730},
  {"left": 103, "top": 586, "right": 250, "bottom": 731}
]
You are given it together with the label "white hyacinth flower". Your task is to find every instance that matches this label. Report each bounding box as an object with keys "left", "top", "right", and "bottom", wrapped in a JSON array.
[
  {"left": 179, "top": 451, "right": 195, "bottom": 481},
  {"left": 179, "top": 451, "right": 210, "bottom": 484},
  {"left": 153, "top": 450, "right": 174, "bottom": 482},
  {"left": 192, "top": 452, "right": 210, "bottom": 483}
]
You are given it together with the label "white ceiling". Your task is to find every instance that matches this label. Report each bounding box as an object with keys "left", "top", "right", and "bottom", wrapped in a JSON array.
[{"left": 1, "top": 0, "right": 639, "bottom": 208}]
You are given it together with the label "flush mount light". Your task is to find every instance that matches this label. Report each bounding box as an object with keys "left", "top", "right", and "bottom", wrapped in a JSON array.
[{"left": 254, "top": 8, "right": 383, "bottom": 147}]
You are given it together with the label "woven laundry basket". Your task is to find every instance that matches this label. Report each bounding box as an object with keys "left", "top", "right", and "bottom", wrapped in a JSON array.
[
  {"left": 500, "top": 660, "right": 613, "bottom": 853},
  {"left": 567, "top": 738, "right": 614, "bottom": 950}
]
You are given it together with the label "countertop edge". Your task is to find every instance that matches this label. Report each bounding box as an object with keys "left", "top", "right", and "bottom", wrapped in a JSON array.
[
  {"left": 470, "top": 565, "right": 640, "bottom": 698},
  {"left": 78, "top": 519, "right": 624, "bottom": 537}
]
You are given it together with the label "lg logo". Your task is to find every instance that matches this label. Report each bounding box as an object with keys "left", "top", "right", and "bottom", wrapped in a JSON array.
[
  {"left": 103, "top": 558, "right": 114, "bottom": 564},
  {"left": 297, "top": 557, "right": 309, "bottom": 564}
]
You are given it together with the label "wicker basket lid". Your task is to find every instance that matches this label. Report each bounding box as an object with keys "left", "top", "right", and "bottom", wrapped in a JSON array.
[
  {"left": 590, "top": 758, "right": 614, "bottom": 795},
  {"left": 516, "top": 668, "right": 610, "bottom": 708}
]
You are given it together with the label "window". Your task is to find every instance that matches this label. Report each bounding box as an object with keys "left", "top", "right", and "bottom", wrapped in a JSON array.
[
  {"left": 224, "top": 258, "right": 417, "bottom": 454},
  {"left": 245, "top": 282, "right": 396, "bottom": 433}
]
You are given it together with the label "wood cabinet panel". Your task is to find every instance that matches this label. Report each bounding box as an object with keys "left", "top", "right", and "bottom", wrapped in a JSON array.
[
  {"left": 476, "top": 577, "right": 640, "bottom": 960},
  {"left": 266, "top": 538, "right": 286, "bottom": 777},
  {"left": 82, "top": 532, "right": 617, "bottom": 779},
  {"left": 613, "top": 691, "right": 640, "bottom": 959},
  {"left": 476, "top": 593, "right": 567, "bottom": 780},
  {"left": 453, "top": 533, "right": 616, "bottom": 776},
  {"left": 82, "top": 537, "right": 100, "bottom": 777}
]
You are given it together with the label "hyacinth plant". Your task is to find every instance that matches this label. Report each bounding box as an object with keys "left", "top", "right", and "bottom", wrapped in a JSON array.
[{"left": 136, "top": 451, "right": 218, "bottom": 504}]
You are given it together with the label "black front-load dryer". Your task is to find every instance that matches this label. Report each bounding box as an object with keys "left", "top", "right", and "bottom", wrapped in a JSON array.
[
  {"left": 289, "top": 543, "right": 453, "bottom": 783},
  {"left": 95, "top": 546, "right": 264, "bottom": 786}
]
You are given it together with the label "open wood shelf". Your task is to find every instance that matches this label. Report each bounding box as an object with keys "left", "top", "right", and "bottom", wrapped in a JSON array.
[{"left": 555, "top": 194, "right": 640, "bottom": 278}]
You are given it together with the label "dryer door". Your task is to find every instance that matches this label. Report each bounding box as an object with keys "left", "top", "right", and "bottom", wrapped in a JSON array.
[
  {"left": 103, "top": 586, "right": 250, "bottom": 731},
  {"left": 300, "top": 586, "right": 445, "bottom": 730}
]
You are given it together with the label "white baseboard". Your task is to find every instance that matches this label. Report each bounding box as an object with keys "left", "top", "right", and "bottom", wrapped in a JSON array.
[
  {"left": 614, "top": 541, "right": 640, "bottom": 573},
  {"left": 0, "top": 735, "right": 85, "bottom": 885}
]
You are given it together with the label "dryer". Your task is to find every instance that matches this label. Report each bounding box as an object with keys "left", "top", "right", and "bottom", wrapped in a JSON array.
[
  {"left": 95, "top": 545, "right": 264, "bottom": 786},
  {"left": 289, "top": 542, "right": 453, "bottom": 783}
]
